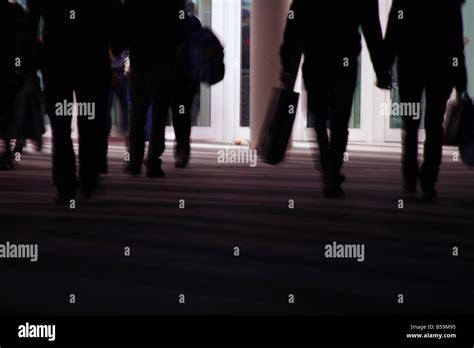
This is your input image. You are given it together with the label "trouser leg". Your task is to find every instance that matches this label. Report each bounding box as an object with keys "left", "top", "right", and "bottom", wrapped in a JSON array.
[{"left": 128, "top": 69, "right": 152, "bottom": 170}]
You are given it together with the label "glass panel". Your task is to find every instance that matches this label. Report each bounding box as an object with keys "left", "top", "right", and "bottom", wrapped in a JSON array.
[
  {"left": 463, "top": 2, "right": 474, "bottom": 96},
  {"left": 189, "top": 0, "right": 212, "bottom": 127},
  {"left": 16, "top": 0, "right": 27, "bottom": 9},
  {"left": 307, "top": 57, "right": 362, "bottom": 129},
  {"left": 390, "top": 61, "right": 425, "bottom": 129},
  {"left": 241, "top": 0, "right": 251, "bottom": 127}
]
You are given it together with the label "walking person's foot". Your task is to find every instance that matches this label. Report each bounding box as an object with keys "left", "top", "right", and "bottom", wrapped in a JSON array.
[
  {"left": 175, "top": 148, "right": 190, "bottom": 168},
  {"left": 323, "top": 185, "right": 345, "bottom": 199},
  {"left": 81, "top": 177, "right": 98, "bottom": 199},
  {"left": 99, "top": 161, "right": 108, "bottom": 175},
  {"left": 338, "top": 174, "right": 346, "bottom": 184},
  {"left": 403, "top": 182, "right": 417, "bottom": 195},
  {"left": 124, "top": 164, "right": 142, "bottom": 176},
  {"left": 54, "top": 193, "right": 75, "bottom": 207},
  {"left": 420, "top": 188, "right": 438, "bottom": 203},
  {"left": 54, "top": 195, "right": 71, "bottom": 207},
  {"left": 323, "top": 176, "right": 345, "bottom": 199},
  {"left": 322, "top": 171, "right": 346, "bottom": 199},
  {"left": 13, "top": 139, "right": 25, "bottom": 154},
  {"left": 145, "top": 160, "right": 166, "bottom": 178},
  {"left": 0, "top": 153, "right": 14, "bottom": 171}
]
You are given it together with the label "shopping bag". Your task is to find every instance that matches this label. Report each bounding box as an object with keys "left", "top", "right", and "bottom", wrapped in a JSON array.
[
  {"left": 259, "top": 87, "right": 299, "bottom": 165},
  {"left": 444, "top": 94, "right": 473, "bottom": 146}
]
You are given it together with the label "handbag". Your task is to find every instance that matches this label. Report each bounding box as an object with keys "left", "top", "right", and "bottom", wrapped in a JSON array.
[
  {"left": 443, "top": 93, "right": 473, "bottom": 146},
  {"left": 258, "top": 87, "right": 300, "bottom": 165}
]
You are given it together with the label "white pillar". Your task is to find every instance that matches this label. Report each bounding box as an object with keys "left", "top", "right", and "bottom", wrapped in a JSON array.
[{"left": 250, "top": 0, "right": 291, "bottom": 148}]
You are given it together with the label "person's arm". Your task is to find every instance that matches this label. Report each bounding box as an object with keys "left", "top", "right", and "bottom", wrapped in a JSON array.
[
  {"left": 12, "top": 4, "right": 28, "bottom": 73},
  {"left": 384, "top": 0, "right": 402, "bottom": 72},
  {"left": 122, "top": 0, "right": 135, "bottom": 53},
  {"left": 177, "top": 0, "right": 187, "bottom": 48},
  {"left": 361, "top": 0, "right": 390, "bottom": 87},
  {"left": 174, "top": 0, "right": 187, "bottom": 66},
  {"left": 107, "top": 0, "right": 127, "bottom": 57},
  {"left": 26, "top": 0, "right": 42, "bottom": 45},
  {"left": 25, "top": 0, "right": 43, "bottom": 73},
  {"left": 280, "top": 0, "right": 308, "bottom": 89}
]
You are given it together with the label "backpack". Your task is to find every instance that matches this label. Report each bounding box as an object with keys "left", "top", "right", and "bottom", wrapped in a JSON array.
[{"left": 188, "top": 26, "right": 225, "bottom": 85}]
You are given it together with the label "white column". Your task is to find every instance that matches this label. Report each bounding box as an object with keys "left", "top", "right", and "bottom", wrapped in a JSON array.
[{"left": 250, "top": 0, "right": 291, "bottom": 148}]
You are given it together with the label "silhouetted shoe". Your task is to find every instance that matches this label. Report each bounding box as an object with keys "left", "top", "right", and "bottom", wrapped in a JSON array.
[
  {"left": 0, "top": 153, "right": 14, "bottom": 170},
  {"left": 54, "top": 194, "right": 74, "bottom": 207},
  {"left": 175, "top": 149, "right": 190, "bottom": 168},
  {"left": 338, "top": 174, "right": 346, "bottom": 184},
  {"left": 81, "top": 180, "right": 97, "bottom": 199},
  {"left": 322, "top": 172, "right": 345, "bottom": 198},
  {"left": 36, "top": 137, "right": 43, "bottom": 151},
  {"left": 403, "top": 182, "right": 417, "bottom": 194},
  {"left": 99, "top": 162, "right": 108, "bottom": 175},
  {"left": 420, "top": 188, "right": 438, "bottom": 203},
  {"left": 145, "top": 160, "right": 165, "bottom": 178},
  {"left": 320, "top": 171, "right": 345, "bottom": 184},
  {"left": 83, "top": 176, "right": 106, "bottom": 199},
  {"left": 13, "top": 139, "right": 25, "bottom": 154},
  {"left": 82, "top": 188, "right": 93, "bottom": 200},
  {"left": 124, "top": 164, "right": 142, "bottom": 176},
  {"left": 323, "top": 185, "right": 345, "bottom": 199}
]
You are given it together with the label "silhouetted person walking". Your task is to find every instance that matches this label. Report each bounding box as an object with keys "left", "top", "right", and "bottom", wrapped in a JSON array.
[
  {"left": 0, "top": 0, "right": 16, "bottom": 169},
  {"left": 385, "top": 0, "right": 468, "bottom": 201},
  {"left": 125, "top": 0, "right": 186, "bottom": 177},
  {"left": 0, "top": 0, "right": 28, "bottom": 170},
  {"left": 173, "top": 1, "right": 202, "bottom": 169},
  {"left": 28, "top": 0, "right": 125, "bottom": 204},
  {"left": 281, "top": 0, "right": 390, "bottom": 198}
]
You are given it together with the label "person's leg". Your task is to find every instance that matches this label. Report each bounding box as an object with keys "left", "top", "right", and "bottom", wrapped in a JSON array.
[
  {"left": 5, "top": 138, "right": 13, "bottom": 162},
  {"left": 106, "top": 87, "right": 115, "bottom": 137},
  {"left": 420, "top": 79, "right": 454, "bottom": 195},
  {"left": 99, "top": 70, "right": 112, "bottom": 175},
  {"left": 116, "top": 72, "right": 130, "bottom": 135},
  {"left": 397, "top": 62, "right": 425, "bottom": 193},
  {"left": 127, "top": 68, "right": 152, "bottom": 174},
  {"left": 307, "top": 86, "right": 330, "bottom": 175},
  {"left": 4, "top": 138, "right": 12, "bottom": 157},
  {"left": 172, "top": 77, "right": 197, "bottom": 168},
  {"left": 1, "top": 75, "right": 15, "bottom": 169},
  {"left": 13, "top": 139, "right": 25, "bottom": 154},
  {"left": 324, "top": 65, "right": 358, "bottom": 195},
  {"left": 75, "top": 71, "right": 110, "bottom": 196},
  {"left": 0, "top": 138, "right": 13, "bottom": 170},
  {"left": 146, "top": 69, "right": 174, "bottom": 177},
  {"left": 44, "top": 75, "right": 76, "bottom": 200}
]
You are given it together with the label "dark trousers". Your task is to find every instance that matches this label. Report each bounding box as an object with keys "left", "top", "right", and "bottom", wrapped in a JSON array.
[
  {"left": 306, "top": 65, "right": 357, "bottom": 183},
  {"left": 172, "top": 77, "right": 199, "bottom": 156},
  {"left": 44, "top": 69, "right": 109, "bottom": 198},
  {"left": 128, "top": 67, "right": 174, "bottom": 169},
  {"left": 398, "top": 63, "right": 454, "bottom": 190},
  {"left": 0, "top": 77, "right": 13, "bottom": 158},
  {"left": 107, "top": 71, "right": 129, "bottom": 134}
]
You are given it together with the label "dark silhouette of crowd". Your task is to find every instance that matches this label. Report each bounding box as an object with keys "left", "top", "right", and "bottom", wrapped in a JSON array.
[{"left": 0, "top": 0, "right": 469, "bottom": 206}]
